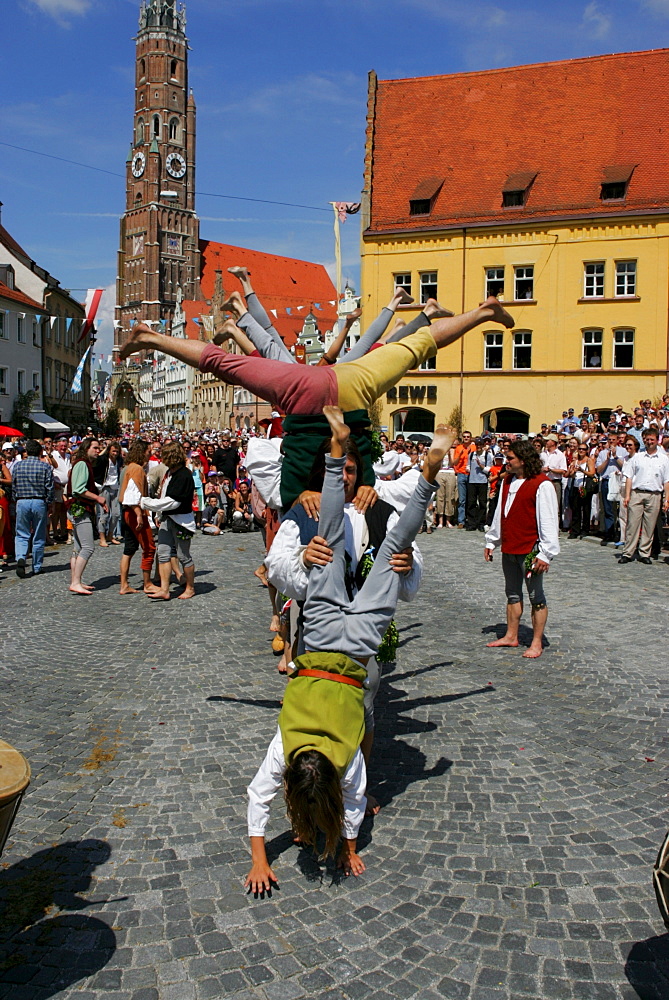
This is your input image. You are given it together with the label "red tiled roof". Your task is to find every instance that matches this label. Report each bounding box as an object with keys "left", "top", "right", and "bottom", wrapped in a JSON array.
[
  {"left": 182, "top": 298, "right": 209, "bottom": 340},
  {"left": 0, "top": 280, "right": 43, "bottom": 311},
  {"left": 199, "top": 240, "right": 338, "bottom": 348},
  {"left": 368, "top": 49, "right": 669, "bottom": 233},
  {"left": 0, "top": 224, "right": 30, "bottom": 260}
]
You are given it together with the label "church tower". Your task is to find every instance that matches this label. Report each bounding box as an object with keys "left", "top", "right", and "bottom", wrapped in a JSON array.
[{"left": 115, "top": 0, "right": 200, "bottom": 352}]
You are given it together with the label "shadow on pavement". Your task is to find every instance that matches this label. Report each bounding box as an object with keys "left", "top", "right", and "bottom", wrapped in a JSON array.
[
  {"left": 624, "top": 932, "right": 669, "bottom": 1000},
  {"left": 482, "top": 622, "right": 551, "bottom": 649},
  {"left": 0, "top": 839, "right": 117, "bottom": 999}
]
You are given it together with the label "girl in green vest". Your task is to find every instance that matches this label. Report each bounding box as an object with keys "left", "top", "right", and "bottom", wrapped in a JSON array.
[{"left": 245, "top": 409, "right": 454, "bottom": 894}]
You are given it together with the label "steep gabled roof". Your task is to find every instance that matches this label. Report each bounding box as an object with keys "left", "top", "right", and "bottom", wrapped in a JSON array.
[
  {"left": 199, "top": 240, "right": 338, "bottom": 348},
  {"left": 367, "top": 48, "right": 669, "bottom": 233},
  {"left": 0, "top": 280, "right": 43, "bottom": 311},
  {"left": 0, "top": 224, "right": 30, "bottom": 261}
]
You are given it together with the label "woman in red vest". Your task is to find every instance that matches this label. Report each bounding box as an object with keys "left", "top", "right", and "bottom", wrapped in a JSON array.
[{"left": 484, "top": 440, "right": 559, "bottom": 659}]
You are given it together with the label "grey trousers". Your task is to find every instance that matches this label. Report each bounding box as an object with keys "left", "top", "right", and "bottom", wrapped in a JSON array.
[
  {"left": 302, "top": 455, "right": 437, "bottom": 662},
  {"left": 343, "top": 307, "right": 394, "bottom": 362},
  {"left": 72, "top": 514, "right": 95, "bottom": 562},
  {"left": 157, "top": 518, "right": 194, "bottom": 568},
  {"left": 239, "top": 300, "right": 294, "bottom": 365},
  {"left": 385, "top": 311, "right": 430, "bottom": 344}
]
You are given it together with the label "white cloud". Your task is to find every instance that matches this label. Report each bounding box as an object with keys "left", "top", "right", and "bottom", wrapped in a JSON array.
[
  {"left": 28, "top": 0, "right": 91, "bottom": 22},
  {"left": 641, "top": 0, "right": 669, "bottom": 13},
  {"left": 201, "top": 72, "right": 362, "bottom": 121},
  {"left": 582, "top": 0, "right": 611, "bottom": 38}
]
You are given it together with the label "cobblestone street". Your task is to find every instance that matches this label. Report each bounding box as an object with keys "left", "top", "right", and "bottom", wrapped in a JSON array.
[{"left": 1, "top": 529, "right": 667, "bottom": 1000}]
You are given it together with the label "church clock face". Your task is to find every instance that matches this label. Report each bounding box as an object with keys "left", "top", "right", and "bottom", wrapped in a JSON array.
[
  {"left": 131, "top": 151, "right": 146, "bottom": 177},
  {"left": 166, "top": 152, "right": 187, "bottom": 178}
]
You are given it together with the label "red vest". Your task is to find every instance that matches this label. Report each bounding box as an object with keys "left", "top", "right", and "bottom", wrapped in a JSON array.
[{"left": 500, "top": 474, "right": 549, "bottom": 554}]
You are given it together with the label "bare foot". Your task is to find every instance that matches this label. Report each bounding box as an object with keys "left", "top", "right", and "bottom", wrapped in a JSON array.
[
  {"left": 99, "top": 539, "right": 108, "bottom": 547},
  {"left": 486, "top": 637, "right": 519, "bottom": 648},
  {"left": 228, "top": 265, "right": 250, "bottom": 283},
  {"left": 423, "top": 298, "right": 455, "bottom": 320},
  {"left": 392, "top": 286, "right": 414, "bottom": 306},
  {"left": 365, "top": 793, "right": 381, "bottom": 816},
  {"left": 322, "top": 405, "right": 351, "bottom": 452},
  {"left": 178, "top": 587, "right": 195, "bottom": 600},
  {"left": 254, "top": 564, "right": 268, "bottom": 587},
  {"left": 481, "top": 296, "right": 515, "bottom": 329},
  {"left": 221, "top": 291, "right": 245, "bottom": 320},
  {"left": 344, "top": 307, "right": 362, "bottom": 326},
  {"left": 69, "top": 584, "right": 93, "bottom": 596},
  {"left": 270, "top": 614, "right": 281, "bottom": 633},
  {"left": 119, "top": 321, "right": 154, "bottom": 360},
  {"left": 213, "top": 317, "right": 246, "bottom": 348},
  {"left": 277, "top": 653, "right": 289, "bottom": 675},
  {"left": 110, "top": 538, "right": 121, "bottom": 545},
  {"left": 147, "top": 590, "right": 170, "bottom": 600},
  {"left": 143, "top": 585, "right": 162, "bottom": 595},
  {"left": 424, "top": 424, "right": 457, "bottom": 481},
  {"left": 119, "top": 586, "right": 139, "bottom": 595},
  {"left": 523, "top": 645, "right": 543, "bottom": 658}
]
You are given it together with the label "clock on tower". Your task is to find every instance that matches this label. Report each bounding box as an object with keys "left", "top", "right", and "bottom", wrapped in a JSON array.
[{"left": 115, "top": 0, "right": 201, "bottom": 352}]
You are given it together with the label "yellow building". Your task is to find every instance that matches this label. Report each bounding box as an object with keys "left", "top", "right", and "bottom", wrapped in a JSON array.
[{"left": 360, "top": 51, "right": 669, "bottom": 435}]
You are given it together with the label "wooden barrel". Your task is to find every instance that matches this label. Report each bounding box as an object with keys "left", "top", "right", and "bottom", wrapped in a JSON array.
[{"left": 0, "top": 739, "right": 31, "bottom": 857}]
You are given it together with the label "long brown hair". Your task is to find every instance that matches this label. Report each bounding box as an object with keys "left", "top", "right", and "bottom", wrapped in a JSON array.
[
  {"left": 72, "top": 437, "right": 99, "bottom": 464},
  {"left": 161, "top": 440, "right": 186, "bottom": 471},
  {"left": 508, "top": 440, "right": 542, "bottom": 479},
  {"left": 284, "top": 750, "right": 344, "bottom": 860},
  {"left": 126, "top": 438, "right": 150, "bottom": 466}
]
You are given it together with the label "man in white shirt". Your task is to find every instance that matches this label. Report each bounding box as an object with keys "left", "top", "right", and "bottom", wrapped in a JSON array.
[
  {"left": 50, "top": 436, "right": 72, "bottom": 543},
  {"left": 373, "top": 442, "right": 403, "bottom": 480},
  {"left": 484, "top": 439, "right": 559, "bottom": 659},
  {"left": 596, "top": 432, "right": 627, "bottom": 545},
  {"left": 619, "top": 428, "right": 669, "bottom": 564},
  {"left": 540, "top": 434, "right": 568, "bottom": 514}
]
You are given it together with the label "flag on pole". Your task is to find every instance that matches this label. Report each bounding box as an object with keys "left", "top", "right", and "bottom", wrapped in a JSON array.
[
  {"left": 78, "top": 288, "right": 104, "bottom": 342},
  {"left": 330, "top": 203, "right": 361, "bottom": 297},
  {"left": 70, "top": 344, "right": 92, "bottom": 394}
]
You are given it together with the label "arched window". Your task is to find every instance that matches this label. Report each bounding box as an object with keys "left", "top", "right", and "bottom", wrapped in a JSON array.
[
  {"left": 168, "top": 117, "right": 179, "bottom": 142},
  {"left": 139, "top": 57, "right": 146, "bottom": 81},
  {"left": 170, "top": 59, "right": 178, "bottom": 79},
  {"left": 135, "top": 192, "right": 142, "bottom": 206},
  {"left": 135, "top": 117, "right": 144, "bottom": 146},
  {"left": 152, "top": 114, "right": 161, "bottom": 138}
]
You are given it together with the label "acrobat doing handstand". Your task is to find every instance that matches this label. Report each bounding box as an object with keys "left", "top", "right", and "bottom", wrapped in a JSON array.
[{"left": 244, "top": 409, "right": 455, "bottom": 893}]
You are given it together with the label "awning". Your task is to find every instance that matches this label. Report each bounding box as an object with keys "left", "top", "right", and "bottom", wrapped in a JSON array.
[{"left": 29, "top": 411, "right": 70, "bottom": 433}]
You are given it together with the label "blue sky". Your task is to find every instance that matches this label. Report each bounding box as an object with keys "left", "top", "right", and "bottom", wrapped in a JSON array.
[{"left": 2, "top": 0, "right": 669, "bottom": 359}]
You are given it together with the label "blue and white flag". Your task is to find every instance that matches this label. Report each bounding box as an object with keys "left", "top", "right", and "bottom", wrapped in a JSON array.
[{"left": 70, "top": 344, "right": 92, "bottom": 394}]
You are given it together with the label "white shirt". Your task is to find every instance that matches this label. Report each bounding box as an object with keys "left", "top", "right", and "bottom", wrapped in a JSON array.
[
  {"left": 625, "top": 450, "right": 669, "bottom": 492},
  {"left": 247, "top": 727, "right": 366, "bottom": 840},
  {"left": 265, "top": 503, "right": 422, "bottom": 603},
  {"left": 540, "top": 449, "right": 568, "bottom": 481},
  {"left": 485, "top": 477, "right": 560, "bottom": 563},
  {"left": 51, "top": 452, "right": 71, "bottom": 486}
]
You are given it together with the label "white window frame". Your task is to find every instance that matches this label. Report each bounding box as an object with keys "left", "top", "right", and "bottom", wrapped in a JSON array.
[
  {"left": 513, "top": 331, "right": 532, "bottom": 370},
  {"left": 582, "top": 329, "right": 603, "bottom": 369},
  {"left": 32, "top": 371, "right": 40, "bottom": 392},
  {"left": 484, "top": 332, "right": 504, "bottom": 370},
  {"left": 419, "top": 356, "right": 437, "bottom": 371},
  {"left": 615, "top": 261, "right": 636, "bottom": 298},
  {"left": 17, "top": 369, "right": 26, "bottom": 394},
  {"left": 394, "top": 273, "right": 411, "bottom": 295},
  {"left": 0, "top": 367, "right": 7, "bottom": 395},
  {"left": 419, "top": 272, "right": 438, "bottom": 304},
  {"left": 613, "top": 328, "right": 634, "bottom": 369},
  {"left": 514, "top": 265, "right": 534, "bottom": 301},
  {"left": 485, "top": 267, "right": 504, "bottom": 299},
  {"left": 584, "top": 262, "right": 605, "bottom": 298},
  {"left": 17, "top": 315, "right": 25, "bottom": 343}
]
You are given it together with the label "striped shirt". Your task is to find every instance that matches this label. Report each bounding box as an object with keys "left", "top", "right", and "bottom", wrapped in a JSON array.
[{"left": 11, "top": 457, "right": 54, "bottom": 503}]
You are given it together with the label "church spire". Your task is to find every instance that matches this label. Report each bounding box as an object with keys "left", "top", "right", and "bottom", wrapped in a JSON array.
[{"left": 138, "top": 0, "right": 186, "bottom": 34}]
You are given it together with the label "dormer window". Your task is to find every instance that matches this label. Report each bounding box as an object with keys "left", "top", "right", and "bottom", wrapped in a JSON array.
[
  {"left": 502, "top": 171, "right": 536, "bottom": 209},
  {"left": 600, "top": 165, "right": 635, "bottom": 201},
  {"left": 601, "top": 182, "right": 627, "bottom": 201},
  {"left": 409, "top": 177, "right": 443, "bottom": 217}
]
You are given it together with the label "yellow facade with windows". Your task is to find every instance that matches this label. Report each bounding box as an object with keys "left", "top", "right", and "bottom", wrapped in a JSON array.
[{"left": 360, "top": 216, "right": 669, "bottom": 436}]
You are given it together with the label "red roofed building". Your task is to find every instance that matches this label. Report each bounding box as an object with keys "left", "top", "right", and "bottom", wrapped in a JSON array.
[{"left": 361, "top": 51, "right": 669, "bottom": 436}]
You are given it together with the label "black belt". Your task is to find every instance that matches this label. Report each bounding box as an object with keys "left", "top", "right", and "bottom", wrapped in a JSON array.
[{"left": 633, "top": 488, "right": 662, "bottom": 494}]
